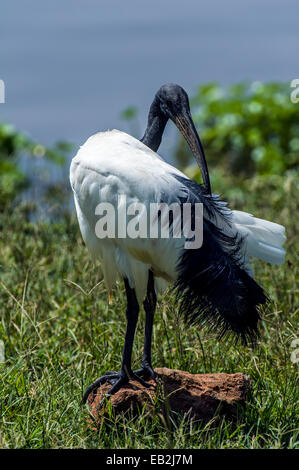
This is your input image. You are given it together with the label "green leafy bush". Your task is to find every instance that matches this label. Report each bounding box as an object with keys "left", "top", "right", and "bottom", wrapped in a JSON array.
[{"left": 175, "top": 82, "right": 299, "bottom": 176}]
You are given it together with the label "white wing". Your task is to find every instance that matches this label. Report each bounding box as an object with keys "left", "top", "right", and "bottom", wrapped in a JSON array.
[
  {"left": 70, "top": 130, "right": 190, "bottom": 300},
  {"left": 230, "top": 210, "right": 286, "bottom": 266}
]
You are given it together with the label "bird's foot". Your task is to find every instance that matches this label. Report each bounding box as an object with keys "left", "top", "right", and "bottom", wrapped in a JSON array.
[
  {"left": 134, "top": 362, "right": 157, "bottom": 382},
  {"left": 82, "top": 368, "right": 154, "bottom": 404}
]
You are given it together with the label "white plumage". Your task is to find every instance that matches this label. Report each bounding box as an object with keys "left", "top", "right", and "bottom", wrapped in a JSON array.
[{"left": 70, "top": 129, "right": 286, "bottom": 301}]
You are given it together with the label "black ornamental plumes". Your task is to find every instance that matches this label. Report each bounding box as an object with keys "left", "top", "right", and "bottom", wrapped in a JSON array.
[{"left": 173, "top": 175, "right": 268, "bottom": 345}]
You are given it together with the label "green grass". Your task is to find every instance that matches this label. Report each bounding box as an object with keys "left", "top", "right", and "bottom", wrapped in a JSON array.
[{"left": 0, "top": 171, "right": 298, "bottom": 449}]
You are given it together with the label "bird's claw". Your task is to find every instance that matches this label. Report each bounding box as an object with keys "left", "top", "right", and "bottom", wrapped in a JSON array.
[
  {"left": 83, "top": 369, "right": 155, "bottom": 404},
  {"left": 134, "top": 363, "right": 157, "bottom": 382},
  {"left": 82, "top": 372, "right": 120, "bottom": 403}
]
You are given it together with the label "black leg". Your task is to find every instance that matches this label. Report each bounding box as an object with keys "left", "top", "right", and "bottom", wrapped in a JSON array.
[
  {"left": 109, "top": 279, "right": 139, "bottom": 387},
  {"left": 134, "top": 271, "right": 157, "bottom": 380},
  {"left": 83, "top": 278, "right": 153, "bottom": 404}
]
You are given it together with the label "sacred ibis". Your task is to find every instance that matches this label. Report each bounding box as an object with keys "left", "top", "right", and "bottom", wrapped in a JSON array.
[{"left": 70, "top": 84, "right": 286, "bottom": 403}]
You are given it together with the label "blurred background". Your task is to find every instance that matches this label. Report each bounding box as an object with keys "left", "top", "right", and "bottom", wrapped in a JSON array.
[
  {"left": 0, "top": 1, "right": 298, "bottom": 448},
  {"left": 0, "top": 0, "right": 298, "bottom": 212}
]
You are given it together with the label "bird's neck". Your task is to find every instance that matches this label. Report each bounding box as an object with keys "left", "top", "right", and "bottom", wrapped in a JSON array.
[{"left": 140, "top": 99, "right": 168, "bottom": 152}]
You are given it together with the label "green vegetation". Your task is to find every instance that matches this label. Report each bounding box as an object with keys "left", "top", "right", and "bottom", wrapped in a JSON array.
[
  {"left": 0, "top": 171, "right": 298, "bottom": 448},
  {"left": 0, "top": 81, "right": 298, "bottom": 448},
  {"left": 0, "top": 123, "right": 72, "bottom": 211},
  {"left": 175, "top": 82, "right": 299, "bottom": 176}
]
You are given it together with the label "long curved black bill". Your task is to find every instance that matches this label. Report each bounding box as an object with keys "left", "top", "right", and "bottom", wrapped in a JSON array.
[{"left": 173, "top": 112, "right": 211, "bottom": 194}]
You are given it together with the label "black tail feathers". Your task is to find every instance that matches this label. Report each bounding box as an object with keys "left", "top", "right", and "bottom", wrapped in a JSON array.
[{"left": 174, "top": 219, "right": 268, "bottom": 346}]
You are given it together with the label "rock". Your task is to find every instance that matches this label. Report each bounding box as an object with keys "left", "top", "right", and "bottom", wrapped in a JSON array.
[{"left": 87, "top": 368, "right": 252, "bottom": 424}]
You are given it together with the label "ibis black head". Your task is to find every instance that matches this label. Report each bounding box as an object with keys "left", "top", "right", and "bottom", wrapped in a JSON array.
[
  {"left": 155, "top": 84, "right": 191, "bottom": 120},
  {"left": 142, "top": 83, "right": 211, "bottom": 194}
]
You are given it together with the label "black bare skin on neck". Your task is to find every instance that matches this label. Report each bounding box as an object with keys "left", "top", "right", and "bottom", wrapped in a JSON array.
[
  {"left": 141, "top": 84, "right": 190, "bottom": 152},
  {"left": 140, "top": 96, "right": 168, "bottom": 152},
  {"left": 140, "top": 83, "right": 212, "bottom": 194}
]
